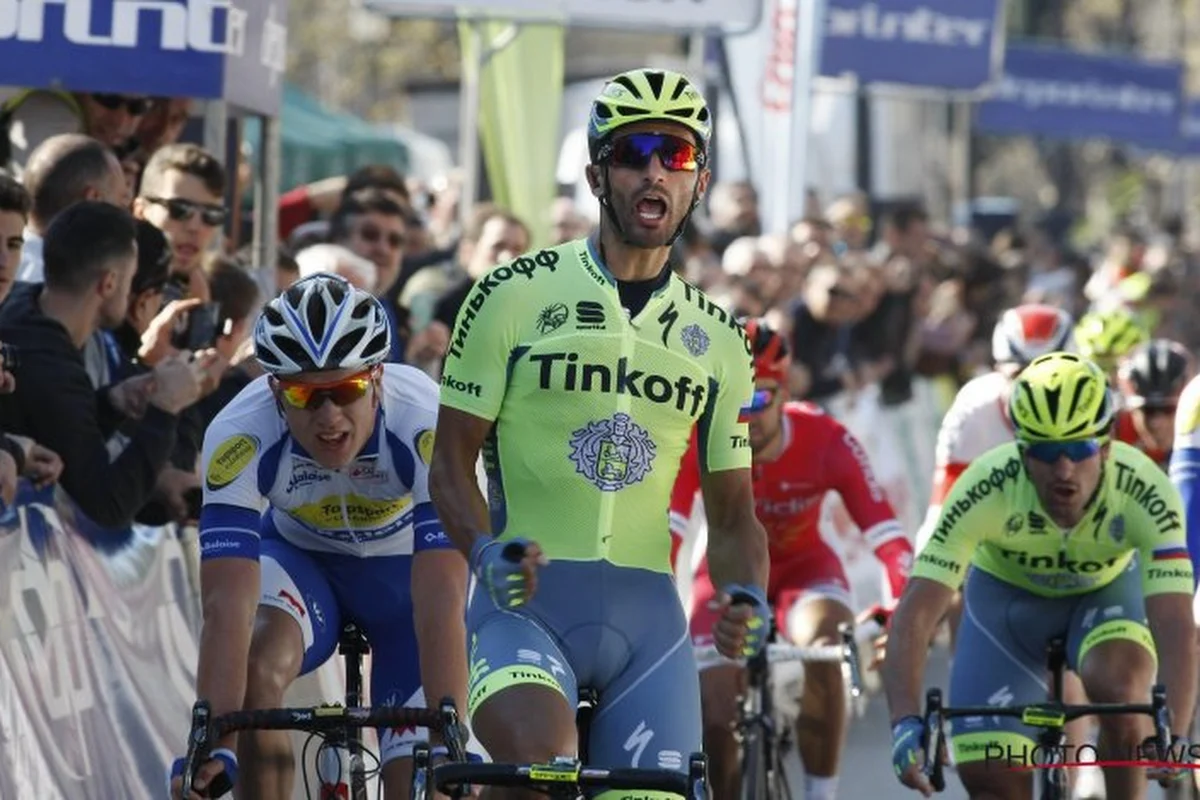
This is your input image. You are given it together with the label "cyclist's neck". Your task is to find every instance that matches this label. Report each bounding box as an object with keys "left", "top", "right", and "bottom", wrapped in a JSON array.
[{"left": 592, "top": 227, "right": 671, "bottom": 283}]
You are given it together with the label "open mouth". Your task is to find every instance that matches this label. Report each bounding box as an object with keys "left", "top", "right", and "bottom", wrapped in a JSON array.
[
  {"left": 1051, "top": 483, "right": 1077, "bottom": 502},
  {"left": 316, "top": 432, "right": 350, "bottom": 448},
  {"left": 635, "top": 197, "right": 667, "bottom": 223}
]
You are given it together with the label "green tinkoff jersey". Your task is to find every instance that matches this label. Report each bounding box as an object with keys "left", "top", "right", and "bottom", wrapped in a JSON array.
[
  {"left": 439, "top": 238, "right": 755, "bottom": 574},
  {"left": 914, "top": 441, "right": 1193, "bottom": 598}
]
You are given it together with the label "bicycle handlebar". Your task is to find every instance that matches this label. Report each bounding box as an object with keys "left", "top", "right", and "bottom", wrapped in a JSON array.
[
  {"left": 433, "top": 762, "right": 692, "bottom": 795},
  {"left": 693, "top": 622, "right": 867, "bottom": 698},
  {"left": 921, "top": 684, "right": 1171, "bottom": 793},
  {"left": 182, "top": 699, "right": 468, "bottom": 795}
]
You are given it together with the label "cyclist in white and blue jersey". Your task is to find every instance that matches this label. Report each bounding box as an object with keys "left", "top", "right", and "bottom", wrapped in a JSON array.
[{"left": 169, "top": 274, "right": 467, "bottom": 800}]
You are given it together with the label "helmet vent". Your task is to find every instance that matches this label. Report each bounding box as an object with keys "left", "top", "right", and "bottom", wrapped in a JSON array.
[
  {"left": 670, "top": 77, "right": 690, "bottom": 100},
  {"left": 328, "top": 327, "right": 365, "bottom": 365},
  {"left": 263, "top": 305, "right": 284, "bottom": 326},
  {"left": 328, "top": 280, "right": 346, "bottom": 306},
  {"left": 306, "top": 291, "right": 328, "bottom": 341},
  {"left": 272, "top": 335, "right": 312, "bottom": 369},
  {"left": 352, "top": 299, "right": 373, "bottom": 319},
  {"left": 616, "top": 104, "right": 649, "bottom": 118},
  {"left": 594, "top": 104, "right": 613, "bottom": 120},
  {"left": 614, "top": 75, "right": 642, "bottom": 98},
  {"left": 645, "top": 70, "right": 665, "bottom": 97}
]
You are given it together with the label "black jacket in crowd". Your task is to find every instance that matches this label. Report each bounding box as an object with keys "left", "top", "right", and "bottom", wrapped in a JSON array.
[{"left": 0, "top": 283, "right": 178, "bottom": 528}]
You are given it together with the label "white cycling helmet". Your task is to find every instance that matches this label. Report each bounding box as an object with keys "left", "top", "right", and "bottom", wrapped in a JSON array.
[
  {"left": 992, "top": 304, "right": 1074, "bottom": 367},
  {"left": 254, "top": 273, "right": 392, "bottom": 376}
]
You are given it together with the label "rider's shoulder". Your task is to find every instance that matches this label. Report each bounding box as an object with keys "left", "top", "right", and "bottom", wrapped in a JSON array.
[
  {"left": 956, "top": 441, "right": 1023, "bottom": 489},
  {"left": 785, "top": 400, "right": 836, "bottom": 428},
  {"left": 479, "top": 242, "right": 580, "bottom": 291},
  {"left": 949, "top": 371, "right": 1011, "bottom": 412},
  {"left": 204, "top": 374, "right": 280, "bottom": 444},
  {"left": 1107, "top": 439, "right": 1166, "bottom": 479},
  {"left": 379, "top": 363, "right": 439, "bottom": 416}
]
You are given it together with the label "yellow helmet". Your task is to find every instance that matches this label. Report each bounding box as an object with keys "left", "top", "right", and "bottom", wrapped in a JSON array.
[
  {"left": 587, "top": 68, "right": 711, "bottom": 160},
  {"left": 1073, "top": 307, "right": 1149, "bottom": 367},
  {"left": 1009, "top": 352, "right": 1115, "bottom": 442}
]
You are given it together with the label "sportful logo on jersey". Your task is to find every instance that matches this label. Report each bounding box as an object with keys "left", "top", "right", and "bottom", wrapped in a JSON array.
[
  {"left": 529, "top": 351, "right": 709, "bottom": 416},
  {"left": 536, "top": 303, "right": 569, "bottom": 334},
  {"left": 576, "top": 301, "right": 606, "bottom": 330},
  {"left": 448, "top": 250, "right": 559, "bottom": 358},
  {"left": 680, "top": 323, "right": 710, "bottom": 356},
  {"left": 569, "top": 413, "right": 656, "bottom": 491}
]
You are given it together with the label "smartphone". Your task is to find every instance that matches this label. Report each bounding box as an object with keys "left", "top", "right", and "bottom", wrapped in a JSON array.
[{"left": 171, "top": 303, "right": 222, "bottom": 350}]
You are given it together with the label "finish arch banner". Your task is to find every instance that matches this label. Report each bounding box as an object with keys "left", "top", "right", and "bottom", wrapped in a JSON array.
[
  {"left": 362, "top": 0, "right": 763, "bottom": 31},
  {"left": 0, "top": 484, "right": 199, "bottom": 799},
  {"left": 0, "top": 0, "right": 287, "bottom": 115}
]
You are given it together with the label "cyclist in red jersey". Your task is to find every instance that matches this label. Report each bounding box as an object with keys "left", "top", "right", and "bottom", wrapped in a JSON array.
[
  {"left": 1115, "top": 339, "right": 1194, "bottom": 471},
  {"left": 670, "top": 318, "right": 912, "bottom": 800}
]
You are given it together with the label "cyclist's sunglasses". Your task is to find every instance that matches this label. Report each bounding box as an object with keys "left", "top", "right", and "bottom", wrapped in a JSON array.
[
  {"left": 145, "top": 197, "right": 228, "bottom": 227},
  {"left": 598, "top": 133, "right": 704, "bottom": 172},
  {"left": 740, "top": 387, "right": 778, "bottom": 416},
  {"left": 1023, "top": 439, "right": 1102, "bottom": 464},
  {"left": 91, "top": 93, "right": 154, "bottom": 116},
  {"left": 276, "top": 367, "right": 379, "bottom": 410}
]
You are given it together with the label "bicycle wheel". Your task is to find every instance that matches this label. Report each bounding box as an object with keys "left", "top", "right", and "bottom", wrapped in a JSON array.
[
  {"left": 767, "top": 744, "right": 794, "bottom": 800},
  {"left": 740, "top": 728, "right": 768, "bottom": 800},
  {"left": 1039, "top": 764, "right": 1066, "bottom": 800}
]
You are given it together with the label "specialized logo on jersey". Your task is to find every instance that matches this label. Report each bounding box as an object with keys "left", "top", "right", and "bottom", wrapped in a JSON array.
[
  {"left": 536, "top": 303, "right": 569, "bottom": 334},
  {"left": 206, "top": 434, "right": 259, "bottom": 490},
  {"left": 680, "top": 323, "right": 710, "bottom": 356},
  {"left": 569, "top": 412, "right": 657, "bottom": 491},
  {"left": 530, "top": 351, "right": 709, "bottom": 416},
  {"left": 415, "top": 429, "right": 435, "bottom": 465}
]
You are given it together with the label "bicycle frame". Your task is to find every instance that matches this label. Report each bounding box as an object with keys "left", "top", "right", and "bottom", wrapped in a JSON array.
[{"left": 317, "top": 623, "right": 371, "bottom": 800}]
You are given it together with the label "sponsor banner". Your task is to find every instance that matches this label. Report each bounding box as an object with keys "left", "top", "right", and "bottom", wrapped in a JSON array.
[
  {"left": 0, "top": 0, "right": 286, "bottom": 115},
  {"left": 0, "top": 483, "right": 199, "bottom": 798},
  {"left": 820, "top": 0, "right": 1006, "bottom": 93},
  {"left": 976, "top": 44, "right": 1184, "bottom": 149},
  {"left": 363, "top": 0, "right": 762, "bottom": 31}
]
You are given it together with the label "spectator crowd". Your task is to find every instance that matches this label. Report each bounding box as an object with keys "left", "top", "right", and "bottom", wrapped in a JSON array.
[{"left": 1, "top": 88, "right": 1198, "bottom": 541}]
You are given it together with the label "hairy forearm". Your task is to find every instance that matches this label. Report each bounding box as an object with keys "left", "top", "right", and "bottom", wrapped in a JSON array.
[
  {"left": 413, "top": 557, "right": 469, "bottom": 742},
  {"left": 1147, "top": 595, "right": 1198, "bottom": 736},
  {"left": 706, "top": 516, "right": 769, "bottom": 590},
  {"left": 881, "top": 581, "right": 952, "bottom": 720},
  {"left": 196, "top": 595, "right": 257, "bottom": 750},
  {"left": 429, "top": 456, "right": 491, "bottom": 558}
]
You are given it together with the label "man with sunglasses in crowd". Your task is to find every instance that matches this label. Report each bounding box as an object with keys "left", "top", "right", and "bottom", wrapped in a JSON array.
[
  {"left": 134, "top": 142, "right": 228, "bottom": 303},
  {"left": 2, "top": 90, "right": 153, "bottom": 175},
  {"left": 431, "top": 68, "right": 768, "bottom": 799},
  {"left": 669, "top": 318, "right": 910, "bottom": 800},
  {"left": 171, "top": 273, "right": 467, "bottom": 800},
  {"left": 885, "top": 352, "right": 1197, "bottom": 799}
]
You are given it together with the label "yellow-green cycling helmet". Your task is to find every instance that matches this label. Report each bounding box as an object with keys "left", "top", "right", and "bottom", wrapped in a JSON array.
[
  {"left": 1009, "top": 352, "right": 1115, "bottom": 442},
  {"left": 1073, "top": 307, "right": 1149, "bottom": 366},
  {"left": 587, "top": 68, "right": 712, "bottom": 161}
]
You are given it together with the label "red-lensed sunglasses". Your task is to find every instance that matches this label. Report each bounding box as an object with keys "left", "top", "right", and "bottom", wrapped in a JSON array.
[
  {"left": 598, "top": 133, "right": 705, "bottom": 172},
  {"left": 274, "top": 367, "right": 380, "bottom": 410}
]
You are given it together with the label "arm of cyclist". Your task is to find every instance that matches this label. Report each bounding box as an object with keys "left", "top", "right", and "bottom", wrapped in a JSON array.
[
  {"left": 428, "top": 407, "right": 543, "bottom": 606},
  {"left": 701, "top": 466, "right": 770, "bottom": 659},
  {"left": 825, "top": 424, "right": 912, "bottom": 604},
  {"left": 1134, "top": 476, "right": 1197, "bottom": 741},
  {"left": 412, "top": 546, "right": 469, "bottom": 745}
]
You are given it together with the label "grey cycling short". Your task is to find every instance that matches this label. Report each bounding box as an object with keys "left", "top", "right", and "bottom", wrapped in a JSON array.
[
  {"left": 949, "top": 563, "right": 1154, "bottom": 764},
  {"left": 466, "top": 560, "right": 701, "bottom": 775}
]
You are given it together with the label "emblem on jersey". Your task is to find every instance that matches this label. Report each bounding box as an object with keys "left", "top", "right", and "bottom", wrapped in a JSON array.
[
  {"left": 536, "top": 303, "right": 569, "bottom": 334},
  {"left": 415, "top": 428, "right": 435, "bottom": 465},
  {"left": 576, "top": 301, "right": 606, "bottom": 330},
  {"left": 1004, "top": 513, "right": 1023, "bottom": 535},
  {"left": 1108, "top": 515, "right": 1126, "bottom": 543},
  {"left": 680, "top": 323, "right": 710, "bottom": 356},
  {"left": 206, "top": 434, "right": 259, "bottom": 490},
  {"left": 568, "top": 412, "right": 657, "bottom": 491}
]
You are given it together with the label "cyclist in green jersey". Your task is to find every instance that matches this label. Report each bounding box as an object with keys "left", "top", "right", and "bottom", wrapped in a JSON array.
[
  {"left": 882, "top": 352, "right": 1197, "bottom": 799},
  {"left": 429, "top": 68, "right": 770, "bottom": 800}
]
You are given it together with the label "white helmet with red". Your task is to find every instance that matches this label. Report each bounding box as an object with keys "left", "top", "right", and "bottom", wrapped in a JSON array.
[{"left": 992, "top": 304, "right": 1075, "bottom": 368}]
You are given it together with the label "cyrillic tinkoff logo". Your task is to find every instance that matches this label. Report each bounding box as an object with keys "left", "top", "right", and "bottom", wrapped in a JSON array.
[{"left": 985, "top": 742, "right": 1200, "bottom": 771}]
